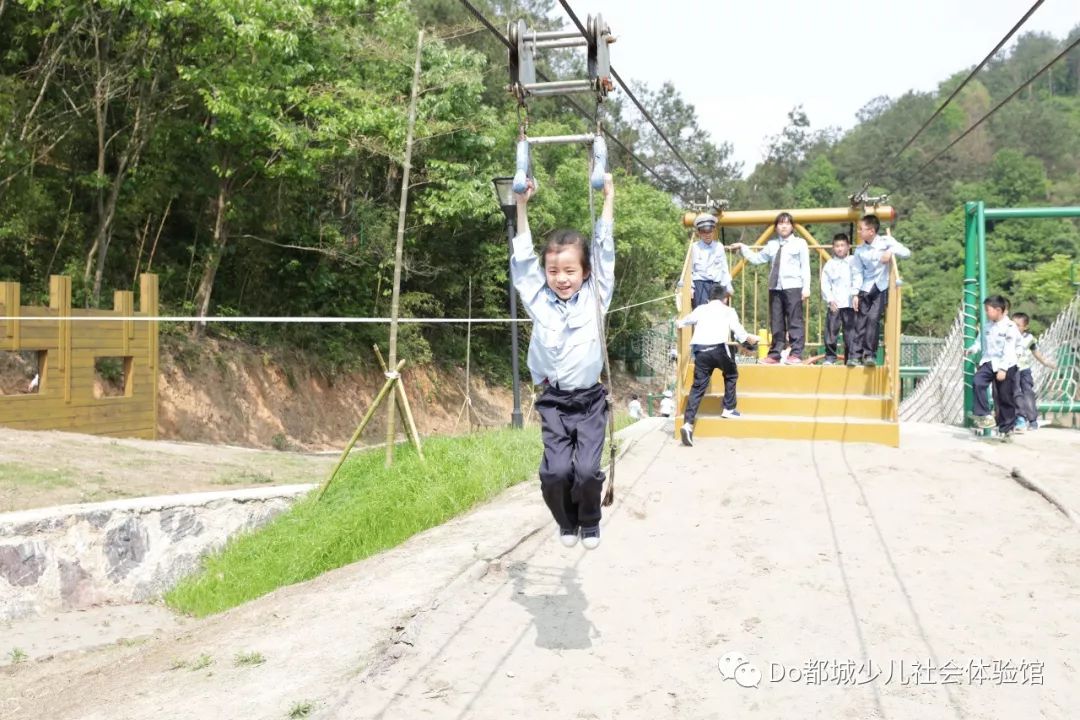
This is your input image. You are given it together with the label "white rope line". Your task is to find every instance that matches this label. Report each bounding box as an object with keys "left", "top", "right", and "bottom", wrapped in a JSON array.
[{"left": 0, "top": 293, "right": 677, "bottom": 324}]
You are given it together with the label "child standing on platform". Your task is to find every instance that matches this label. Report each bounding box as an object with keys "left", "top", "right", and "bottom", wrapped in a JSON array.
[
  {"left": 820, "top": 232, "right": 857, "bottom": 366},
  {"left": 851, "top": 215, "right": 911, "bottom": 367},
  {"left": 511, "top": 173, "right": 615, "bottom": 551},
  {"left": 689, "top": 213, "right": 733, "bottom": 309},
  {"left": 728, "top": 212, "right": 810, "bottom": 365}
]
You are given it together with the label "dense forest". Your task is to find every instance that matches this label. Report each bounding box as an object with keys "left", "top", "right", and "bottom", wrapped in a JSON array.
[{"left": 2, "top": 0, "right": 1078, "bottom": 381}]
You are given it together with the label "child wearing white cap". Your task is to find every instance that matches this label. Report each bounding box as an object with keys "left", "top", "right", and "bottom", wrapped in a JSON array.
[
  {"left": 689, "top": 213, "right": 733, "bottom": 310},
  {"left": 659, "top": 389, "right": 675, "bottom": 418}
]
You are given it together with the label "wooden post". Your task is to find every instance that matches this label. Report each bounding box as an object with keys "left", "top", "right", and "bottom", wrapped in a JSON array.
[
  {"left": 1, "top": 282, "right": 19, "bottom": 350},
  {"left": 115, "top": 290, "right": 134, "bottom": 356},
  {"left": 49, "top": 276, "right": 72, "bottom": 402},
  {"left": 318, "top": 358, "right": 407, "bottom": 501},
  {"left": 453, "top": 277, "right": 478, "bottom": 432},
  {"left": 385, "top": 29, "right": 425, "bottom": 467},
  {"left": 373, "top": 345, "right": 423, "bottom": 459},
  {"left": 140, "top": 274, "right": 159, "bottom": 438}
]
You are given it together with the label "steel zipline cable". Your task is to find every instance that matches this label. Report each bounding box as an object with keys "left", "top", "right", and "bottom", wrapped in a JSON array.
[
  {"left": 0, "top": 294, "right": 678, "bottom": 325},
  {"left": 457, "top": 0, "right": 693, "bottom": 198},
  {"left": 915, "top": 33, "right": 1080, "bottom": 175},
  {"left": 554, "top": 0, "right": 708, "bottom": 192},
  {"left": 888, "top": 0, "right": 1046, "bottom": 166}
]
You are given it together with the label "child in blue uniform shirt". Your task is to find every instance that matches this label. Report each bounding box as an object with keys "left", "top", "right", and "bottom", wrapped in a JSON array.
[
  {"left": 511, "top": 173, "right": 615, "bottom": 551},
  {"left": 965, "top": 295, "right": 1021, "bottom": 439},
  {"left": 820, "top": 232, "right": 857, "bottom": 365},
  {"left": 728, "top": 212, "right": 811, "bottom": 365},
  {"left": 851, "top": 215, "right": 911, "bottom": 366},
  {"left": 689, "top": 213, "right": 732, "bottom": 309}
]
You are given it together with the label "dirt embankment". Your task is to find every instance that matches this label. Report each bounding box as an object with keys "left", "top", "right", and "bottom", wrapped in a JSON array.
[
  {"left": 156, "top": 336, "right": 518, "bottom": 451},
  {"left": 155, "top": 336, "right": 660, "bottom": 452}
]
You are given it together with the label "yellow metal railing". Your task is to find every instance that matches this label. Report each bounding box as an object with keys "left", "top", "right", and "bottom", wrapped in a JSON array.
[
  {"left": 681, "top": 204, "right": 899, "bottom": 363},
  {"left": 675, "top": 238, "right": 693, "bottom": 414},
  {"left": 884, "top": 257, "right": 902, "bottom": 421},
  {"left": 675, "top": 205, "right": 904, "bottom": 426},
  {"left": 681, "top": 205, "right": 897, "bottom": 228},
  {"left": 728, "top": 224, "right": 835, "bottom": 357}
]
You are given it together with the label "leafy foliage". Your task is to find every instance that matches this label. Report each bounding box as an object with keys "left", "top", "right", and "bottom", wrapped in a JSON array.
[{"left": 1, "top": 3, "right": 1078, "bottom": 383}]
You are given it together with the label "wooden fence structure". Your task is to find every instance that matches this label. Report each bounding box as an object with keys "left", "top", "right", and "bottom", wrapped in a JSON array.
[{"left": 0, "top": 274, "right": 159, "bottom": 439}]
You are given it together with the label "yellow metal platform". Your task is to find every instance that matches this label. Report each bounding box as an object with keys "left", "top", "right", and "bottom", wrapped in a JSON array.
[
  {"left": 672, "top": 204, "right": 904, "bottom": 448},
  {"left": 676, "top": 364, "right": 900, "bottom": 447}
]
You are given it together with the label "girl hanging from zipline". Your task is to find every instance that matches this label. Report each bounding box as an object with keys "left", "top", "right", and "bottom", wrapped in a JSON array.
[{"left": 511, "top": 172, "right": 615, "bottom": 551}]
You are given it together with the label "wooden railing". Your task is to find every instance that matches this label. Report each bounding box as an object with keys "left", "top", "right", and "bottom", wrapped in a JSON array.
[{"left": 0, "top": 274, "right": 159, "bottom": 438}]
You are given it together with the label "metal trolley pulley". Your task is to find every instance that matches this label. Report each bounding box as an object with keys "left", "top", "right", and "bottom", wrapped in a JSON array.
[{"left": 507, "top": 15, "right": 615, "bottom": 194}]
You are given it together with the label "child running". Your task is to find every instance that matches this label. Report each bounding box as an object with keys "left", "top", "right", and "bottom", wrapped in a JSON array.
[{"left": 511, "top": 173, "right": 615, "bottom": 551}]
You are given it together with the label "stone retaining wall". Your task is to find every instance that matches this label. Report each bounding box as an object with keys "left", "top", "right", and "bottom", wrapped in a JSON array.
[{"left": 0, "top": 485, "right": 313, "bottom": 620}]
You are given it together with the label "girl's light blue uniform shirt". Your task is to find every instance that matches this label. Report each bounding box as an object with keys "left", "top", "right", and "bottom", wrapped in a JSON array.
[
  {"left": 510, "top": 220, "right": 615, "bottom": 390},
  {"left": 739, "top": 235, "right": 811, "bottom": 290}
]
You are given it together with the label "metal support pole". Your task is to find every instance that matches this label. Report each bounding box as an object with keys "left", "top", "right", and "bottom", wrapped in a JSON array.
[
  {"left": 526, "top": 87, "right": 598, "bottom": 97},
  {"left": 531, "top": 29, "right": 586, "bottom": 41},
  {"left": 523, "top": 79, "right": 592, "bottom": 90},
  {"left": 962, "top": 202, "right": 979, "bottom": 425},
  {"left": 977, "top": 201, "right": 988, "bottom": 329},
  {"left": 983, "top": 206, "right": 1080, "bottom": 220},
  {"left": 506, "top": 217, "right": 524, "bottom": 429},
  {"left": 528, "top": 133, "right": 596, "bottom": 145},
  {"left": 534, "top": 38, "right": 589, "bottom": 49}
]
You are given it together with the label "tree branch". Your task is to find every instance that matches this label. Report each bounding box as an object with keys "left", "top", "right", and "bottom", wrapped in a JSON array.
[{"left": 237, "top": 234, "right": 370, "bottom": 268}]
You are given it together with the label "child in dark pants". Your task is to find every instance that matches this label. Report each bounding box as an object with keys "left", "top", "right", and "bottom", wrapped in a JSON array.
[
  {"left": 675, "top": 285, "right": 759, "bottom": 447},
  {"left": 728, "top": 212, "right": 811, "bottom": 365},
  {"left": 511, "top": 173, "right": 615, "bottom": 551},
  {"left": 689, "top": 213, "right": 732, "bottom": 309},
  {"left": 965, "top": 295, "right": 1021, "bottom": 440},
  {"left": 1011, "top": 312, "right": 1057, "bottom": 432},
  {"left": 820, "top": 232, "right": 856, "bottom": 365}
]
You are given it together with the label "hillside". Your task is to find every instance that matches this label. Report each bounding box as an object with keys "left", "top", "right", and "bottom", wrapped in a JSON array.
[{"left": 1, "top": 3, "right": 1078, "bottom": 371}]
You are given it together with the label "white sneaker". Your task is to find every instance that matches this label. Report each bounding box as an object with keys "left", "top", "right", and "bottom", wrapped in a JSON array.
[
  {"left": 580, "top": 525, "right": 601, "bottom": 550},
  {"left": 680, "top": 422, "right": 694, "bottom": 446},
  {"left": 558, "top": 527, "right": 579, "bottom": 548},
  {"left": 721, "top": 408, "right": 742, "bottom": 419}
]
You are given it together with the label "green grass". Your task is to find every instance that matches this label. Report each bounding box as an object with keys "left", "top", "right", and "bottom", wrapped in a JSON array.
[
  {"left": 0, "top": 462, "right": 76, "bottom": 489},
  {"left": 165, "top": 428, "right": 544, "bottom": 617},
  {"left": 211, "top": 470, "right": 276, "bottom": 486},
  {"left": 190, "top": 653, "right": 213, "bottom": 670},
  {"left": 288, "top": 701, "right": 314, "bottom": 718},
  {"left": 234, "top": 651, "right": 266, "bottom": 667}
]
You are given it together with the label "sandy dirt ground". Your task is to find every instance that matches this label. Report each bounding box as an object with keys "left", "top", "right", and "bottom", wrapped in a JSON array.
[
  {"left": 2, "top": 420, "right": 1079, "bottom": 720},
  {"left": 0, "top": 427, "right": 336, "bottom": 512}
]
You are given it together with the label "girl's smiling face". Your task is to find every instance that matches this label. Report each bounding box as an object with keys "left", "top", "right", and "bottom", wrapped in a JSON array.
[{"left": 545, "top": 246, "right": 588, "bottom": 300}]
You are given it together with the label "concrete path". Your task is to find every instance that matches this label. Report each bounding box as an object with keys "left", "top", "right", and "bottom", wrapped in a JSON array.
[{"left": 4, "top": 421, "right": 1079, "bottom": 720}]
